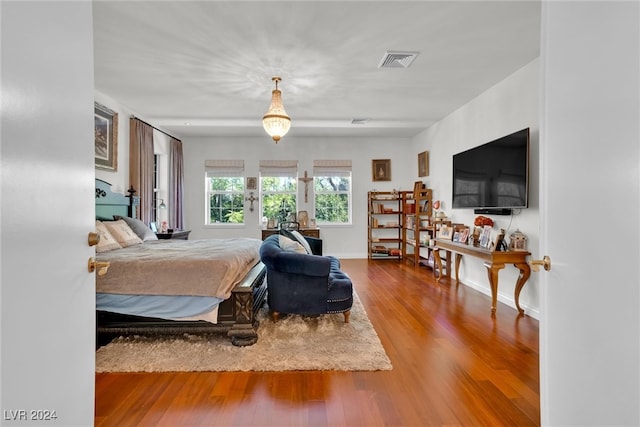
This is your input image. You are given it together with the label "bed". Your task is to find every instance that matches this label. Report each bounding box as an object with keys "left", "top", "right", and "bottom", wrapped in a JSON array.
[{"left": 94, "top": 179, "right": 267, "bottom": 347}]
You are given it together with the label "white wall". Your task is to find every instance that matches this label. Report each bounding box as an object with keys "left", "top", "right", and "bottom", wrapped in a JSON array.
[
  {"left": 94, "top": 89, "right": 171, "bottom": 225},
  {"left": 411, "top": 59, "right": 540, "bottom": 317},
  {"left": 182, "top": 136, "right": 415, "bottom": 257}
]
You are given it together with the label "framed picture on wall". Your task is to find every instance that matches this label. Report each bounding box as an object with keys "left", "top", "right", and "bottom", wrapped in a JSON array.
[
  {"left": 246, "top": 176, "right": 257, "bottom": 190},
  {"left": 94, "top": 102, "right": 118, "bottom": 171},
  {"left": 418, "top": 150, "right": 429, "bottom": 177},
  {"left": 372, "top": 159, "right": 391, "bottom": 181}
]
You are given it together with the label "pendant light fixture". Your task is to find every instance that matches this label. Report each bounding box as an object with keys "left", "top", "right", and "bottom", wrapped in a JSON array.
[{"left": 262, "top": 76, "right": 291, "bottom": 143}]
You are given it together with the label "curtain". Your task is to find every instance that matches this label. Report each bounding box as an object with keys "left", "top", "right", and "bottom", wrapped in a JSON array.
[
  {"left": 169, "top": 137, "right": 184, "bottom": 230},
  {"left": 129, "top": 118, "right": 154, "bottom": 223}
]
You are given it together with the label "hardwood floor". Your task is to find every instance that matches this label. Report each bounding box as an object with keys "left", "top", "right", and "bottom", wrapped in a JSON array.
[{"left": 95, "top": 259, "right": 540, "bottom": 426}]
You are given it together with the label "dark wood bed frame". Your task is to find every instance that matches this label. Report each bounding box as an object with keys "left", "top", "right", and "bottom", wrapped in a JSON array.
[{"left": 95, "top": 179, "right": 267, "bottom": 347}]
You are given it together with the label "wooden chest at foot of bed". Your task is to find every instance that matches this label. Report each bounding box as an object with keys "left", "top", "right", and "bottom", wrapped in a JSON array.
[{"left": 96, "top": 262, "right": 267, "bottom": 347}]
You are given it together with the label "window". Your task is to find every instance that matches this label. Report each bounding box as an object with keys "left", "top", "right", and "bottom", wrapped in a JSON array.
[
  {"left": 259, "top": 160, "right": 298, "bottom": 223},
  {"left": 152, "top": 154, "right": 160, "bottom": 223},
  {"left": 313, "top": 160, "right": 352, "bottom": 224},
  {"left": 205, "top": 160, "right": 245, "bottom": 224}
]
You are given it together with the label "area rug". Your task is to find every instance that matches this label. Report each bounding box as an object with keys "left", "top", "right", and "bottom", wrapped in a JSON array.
[{"left": 95, "top": 293, "right": 392, "bottom": 373}]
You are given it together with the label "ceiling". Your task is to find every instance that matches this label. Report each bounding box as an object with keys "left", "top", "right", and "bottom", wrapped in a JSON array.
[{"left": 93, "top": 1, "right": 541, "bottom": 140}]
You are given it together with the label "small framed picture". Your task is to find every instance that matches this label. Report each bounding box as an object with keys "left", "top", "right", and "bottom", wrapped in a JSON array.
[
  {"left": 309, "top": 218, "right": 317, "bottom": 228},
  {"left": 418, "top": 150, "right": 429, "bottom": 177},
  {"left": 149, "top": 222, "right": 158, "bottom": 233},
  {"left": 94, "top": 102, "right": 118, "bottom": 171},
  {"left": 438, "top": 225, "right": 453, "bottom": 240},
  {"left": 246, "top": 176, "right": 257, "bottom": 190},
  {"left": 459, "top": 227, "right": 470, "bottom": 244},
  {"left": 479, "top": 226, "right": 492, "bottom": 248},
  {"left": 372, "top": 159, "right": 391, "bottom": 181},
  {"left": 297, "top": 210, "right": 309, "bottom": 228}
]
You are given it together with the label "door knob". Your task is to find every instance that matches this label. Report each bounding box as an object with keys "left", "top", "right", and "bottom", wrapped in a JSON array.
[
  {"left": 88, "top": 232, "right": 100, "bottom": 247},
  {"left": 529, "top": 255, "right": 551, "bottom": 272},
  {"left": 88, "top": 257, "right": 110, "bottom": 276}
]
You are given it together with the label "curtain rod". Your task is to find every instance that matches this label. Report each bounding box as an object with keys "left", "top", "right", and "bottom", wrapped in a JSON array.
[{"left": 130, "top": 115, "right": 181, "bottom": 142}]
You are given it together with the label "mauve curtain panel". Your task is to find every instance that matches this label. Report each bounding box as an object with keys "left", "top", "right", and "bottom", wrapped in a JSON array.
[
  {"left": 129, "top": 118, "right": 155, "bottom": 224},
  {"left": 169, "top": 137, "right": 184, "bottom": 230}
]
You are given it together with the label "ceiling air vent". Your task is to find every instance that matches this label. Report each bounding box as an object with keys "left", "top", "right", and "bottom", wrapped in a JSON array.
[{"left": 377, "top": 51, "right": 420, "bottom": 69}]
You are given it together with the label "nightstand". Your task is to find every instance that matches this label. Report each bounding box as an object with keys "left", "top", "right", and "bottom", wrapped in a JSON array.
[
  {"left": 261, "top": 228, "right": 320, "bottom": 240},
  {"left": 156, "top": 230, "right": 191, "bottom": 240}
]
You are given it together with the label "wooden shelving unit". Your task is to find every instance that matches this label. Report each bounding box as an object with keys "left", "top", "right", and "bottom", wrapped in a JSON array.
[
  {"left": 402, "top": 187, "right": 435, "bottom": 267},
  {"left": 368, "top": 191, "right": 404, "bottom": 260}
]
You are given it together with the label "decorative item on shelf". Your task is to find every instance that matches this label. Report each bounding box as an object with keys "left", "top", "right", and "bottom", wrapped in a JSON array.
[
  {"left": 160, "top": 221, "right": 168, "bottom": 233},
  {"left": 479, "top": 225, "right": 492, "bottom": 248},
  {"left": 432, "top": 199, "right": 441, "bottom": 217},
  {"left": 472, "top": 227, "right": 482, "bottom": 247},
  {"left": 509, "top": 229, "right": 528, "bottom": 251},
  {"left": 437, "top": 225, "right": 453, "bottom": 240},
  {"left": 492, "top": 228, "right": 506, "bottom": 251},
  {"left": 262, "top": 76, "right": 291, "bottom": 143},
  {"left": 474, "top": 215, "right": 494, "bottom": 227},
  {"left": 459, "top": 227, "right": 470, "bottom": 244},
  {"left": 297, "top": 210, "right": 309, "bottom": 228}
]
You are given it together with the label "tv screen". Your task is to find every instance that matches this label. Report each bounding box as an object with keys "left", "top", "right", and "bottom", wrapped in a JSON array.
[{"left": 452, "top": 128, "right": 529, "bottom": 210}]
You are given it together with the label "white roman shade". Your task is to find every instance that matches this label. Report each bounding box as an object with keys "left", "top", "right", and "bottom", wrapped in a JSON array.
[
  {"left": 259, "top": 160, "right": 298, "bottom": 177},
  {"left": 313, "top": 159, "right": 352, "bottom": 177},
  {"left": 205, "top": 159, "right": 245, "bottom": 177}
]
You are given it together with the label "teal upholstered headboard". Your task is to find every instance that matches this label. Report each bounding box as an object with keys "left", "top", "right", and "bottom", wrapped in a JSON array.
[{"left": 95, "top": 179, "right": 136, "bottom": 220}]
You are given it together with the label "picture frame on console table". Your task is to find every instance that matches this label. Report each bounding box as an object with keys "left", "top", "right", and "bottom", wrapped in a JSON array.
[{"left": 479, "top": 225, "right": 492, "bottom": 248}]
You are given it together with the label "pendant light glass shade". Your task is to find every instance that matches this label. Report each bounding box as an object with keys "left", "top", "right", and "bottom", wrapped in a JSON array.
[{"left": 262, "top": 77, "right": 291, "bottom": 143}]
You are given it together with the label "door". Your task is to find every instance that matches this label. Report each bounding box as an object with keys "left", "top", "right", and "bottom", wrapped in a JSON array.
[
  {"left": 540, "top": 2, "right": 639, "bottom": 425},
  {"left": 1, "top": 2, "right": 96, "bottom": 426}
]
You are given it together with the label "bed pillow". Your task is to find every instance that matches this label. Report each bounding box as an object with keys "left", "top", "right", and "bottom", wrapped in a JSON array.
[
  {"left": 114, "top": 215, "right": 158, "bottom": 241},
  {"left": 95, "top": 221, "right": 122, "bottom": 253},
  {"left": 104, "top": 219, "right": 143, "bottom": 247},
  {"left": 290, "top": 230, "right": 313, "bottom": 254},
  {"left": 279, "top": 235, "right": 307, "bottom": 254},
  {"left": 279, "top": 229, "right": 311, "bottom": 254}
]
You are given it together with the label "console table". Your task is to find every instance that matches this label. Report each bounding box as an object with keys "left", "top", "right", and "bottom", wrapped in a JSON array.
[
  {"left": 156, "top": 230, "right": 191, "bottom": 240},
  {"left": 433, "top": 238, "right": 531, "bottom": 315},
  {"left": 261, "top": 228, "right": 320, "bottom": 240}
]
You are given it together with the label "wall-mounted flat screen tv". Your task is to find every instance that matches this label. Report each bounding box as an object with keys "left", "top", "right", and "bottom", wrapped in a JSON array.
[{"left": 452, "top": 128, "right": 529, "bottom": 212}]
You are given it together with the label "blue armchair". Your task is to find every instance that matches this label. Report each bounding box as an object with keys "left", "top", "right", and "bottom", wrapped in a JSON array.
[{"left": 259, "top": 234, "right": 353, "bottom": 322}]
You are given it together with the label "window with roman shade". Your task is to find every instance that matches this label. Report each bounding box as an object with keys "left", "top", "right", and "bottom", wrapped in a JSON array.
[
  {"left": 259, "top": 160, "right": 298, "bottom": 223},
  {"left": 313, "top": 160, "right": 352, "bottom": 225},
  {"left": 205, "top": 160, "right": 245, "bottom": 224}
]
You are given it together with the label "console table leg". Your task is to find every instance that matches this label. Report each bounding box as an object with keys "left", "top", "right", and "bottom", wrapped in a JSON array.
[
  {"left": 433, "top": 249, "right": 443, "bottom": 282},
  {"left": 513, "top": 262, "right": 531, "bottom": 315},
  {"left": 454, "top": 253, "right": 462, "bottom": 283},
  {"left": 484, "top": 262, "right": 505, "bottom": 314}
]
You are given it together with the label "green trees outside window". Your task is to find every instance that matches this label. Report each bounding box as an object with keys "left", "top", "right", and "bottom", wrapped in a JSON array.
[
  {"left": 207, "top": 177, "right": 244, "bottom": 224},
  {"left": 314, "top": 175, "right": 351, "bottom": 224},
  {"left": 261, "top": 176, "right": 297, "bottom": 222}
]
